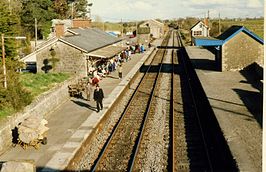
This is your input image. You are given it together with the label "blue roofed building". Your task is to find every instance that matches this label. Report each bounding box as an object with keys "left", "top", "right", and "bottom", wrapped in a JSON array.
[{"left": 192, "top": 26, "right": 263, "bottom": 71}]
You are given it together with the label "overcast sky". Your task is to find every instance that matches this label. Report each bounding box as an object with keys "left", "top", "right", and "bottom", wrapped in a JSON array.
[{"left": 88, "top": 0, "right": 264, "bottom": 22}]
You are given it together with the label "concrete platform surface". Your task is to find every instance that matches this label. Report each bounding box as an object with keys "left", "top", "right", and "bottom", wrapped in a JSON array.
[
  {"left": 186, "top": 46, "right": 262, "bottom": 172},
  {"left": 0, "top": 38, "right": 162, "bottom": 171}
]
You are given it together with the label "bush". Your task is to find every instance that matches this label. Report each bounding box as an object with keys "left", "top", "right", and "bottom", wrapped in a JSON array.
[{"left": 0, "top": 59, "right": 32, "bottom": 112}]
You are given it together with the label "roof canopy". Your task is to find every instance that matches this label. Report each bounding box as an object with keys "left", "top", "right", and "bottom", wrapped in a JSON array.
[
  {"left": 60, "top": 28, "right": 121, "bottom": 53},
  {"left": 87, "top": 45, "right": 127, "bottom": 59},
  {"left": 193, "top": 36, "right": 223, "bottom": 46}
]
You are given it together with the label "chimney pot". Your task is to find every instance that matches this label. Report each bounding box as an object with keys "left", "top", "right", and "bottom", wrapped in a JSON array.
[
  {"left": 55, "top": 23, "right": 65, "bottom": 38},
  {"left": 72, "top": 19, "right": 92, "bottom": 28}
]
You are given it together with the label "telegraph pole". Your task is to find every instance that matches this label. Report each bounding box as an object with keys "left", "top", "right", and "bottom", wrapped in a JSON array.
[
  {"left": 1, "top": 34, "right": 7, "bottom": 89},
  {"left": 135, "top": 21, "right": 138, "bottom": 35},
  {"left": 72, "top": 2, "right": 74, "bottom": 19},
  {"left": 8, "top": 0, "right": 11, "bottom": 13},
  {"left": 35, "top": 18, "right": 38, "bottom": 49},
  {"left": 121, "top": 18, "right": 123, "bottom": 37},
  {"left": 218, "top": 13, "right": 221, "bottom": 35},
  {"left": 1, "top": 35, "right": 26, "bottom": 89}
]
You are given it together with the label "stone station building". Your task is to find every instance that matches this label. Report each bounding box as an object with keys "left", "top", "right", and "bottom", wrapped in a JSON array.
[
  {"left": 21, "top": 19, "right": 125, "bottom": 77},
  {"left": 192, "top": 25, "right": 264, "bottom": 71}
]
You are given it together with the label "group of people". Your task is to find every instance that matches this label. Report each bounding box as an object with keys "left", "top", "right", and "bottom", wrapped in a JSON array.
[
  {"left": 129, "top": 43, "right": 145, "bottom": 54},
  {"left": 85, "top": 43, "right": 147, "bottom": 112}
]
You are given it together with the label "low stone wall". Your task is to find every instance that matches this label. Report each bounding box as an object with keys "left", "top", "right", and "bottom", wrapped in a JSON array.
[{"left": 0, "top": 76, "right": 79, "bottom": 155}]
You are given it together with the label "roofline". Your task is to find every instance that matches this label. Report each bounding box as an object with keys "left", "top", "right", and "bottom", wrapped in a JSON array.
[
  {"left": 223, "top": 26, "right": 264, "bottom": 44},
  {"left": 193, "top": 37, "right": 224, "bottom": 46},
  {"left": 20, "top": 37, "right": 59, "bottom": 62},
  {"left": 66, "top": 29, "right": 79, "bottom": 35},
  {"left": 59, "top": 38, "right": 88, "bottom": 53},
  {"left": 60, "top": 36, "right": 122, "bottom": 54},
  {"left": 86, "top": 39, "right": 122, "bottom": 53},
  {"left": 150, "top": 19, "right": 164, "bottom": 25},
  {"left": 140, "top": 19, "right": 164, "bottom": 26},
  {"left": 190, "top": 21, "right": 208, "bottom": 30}
]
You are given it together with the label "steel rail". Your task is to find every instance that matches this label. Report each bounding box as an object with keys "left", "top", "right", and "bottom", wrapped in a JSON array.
[
  {"left": 176, "top": 31, "right": 214, "bottom": 172},
  {"left": 91, "top": 32, "right": 170, "bottom": 172},
  {"left": 170, "top": 30, "right": 175, "bottom": 172},
  {"left": 128, "top": 31, "right": 171, "bottom": 172}
]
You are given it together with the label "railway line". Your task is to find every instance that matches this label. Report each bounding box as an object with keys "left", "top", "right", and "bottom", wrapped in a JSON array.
[
  {"left": 69, "top": 30, "right": 238, "bottom": 171},
  {"left": 90, "top": 31, "right": 171, "bottom": 172}
]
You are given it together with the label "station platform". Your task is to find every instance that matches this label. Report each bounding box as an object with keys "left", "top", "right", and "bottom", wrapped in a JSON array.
[
  {"left": 186, "top": 46, "right": 262, "bottom": 172},
  {"left": 0, "top": 39, "right": 162, "bottom": 171}
]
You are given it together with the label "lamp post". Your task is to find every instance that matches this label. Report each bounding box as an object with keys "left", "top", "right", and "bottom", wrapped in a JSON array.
[{"left": 1, "top": 33, "right": 26, "bottom": 89}]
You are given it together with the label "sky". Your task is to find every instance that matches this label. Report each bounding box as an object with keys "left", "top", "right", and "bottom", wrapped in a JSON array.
[{"left": 88, "top": 0, "right": 264, "bottom": 22}]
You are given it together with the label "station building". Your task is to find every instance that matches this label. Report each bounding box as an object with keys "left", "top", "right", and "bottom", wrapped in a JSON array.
[
  {"left": 190, "top": 20, "right": 209, "bottom": 42},
  {"left": 21, "top": 19, "right": 126, "bottom": 77},
  {"left": 139, "top": 19, "right": 165, "bottom": 39},
  {"left": 192, "top": 25, "right": 264, "bottom": 71}
]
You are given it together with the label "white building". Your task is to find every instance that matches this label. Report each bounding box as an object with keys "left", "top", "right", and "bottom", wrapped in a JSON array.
[{"left": 190, "top": 21, "right": 209, "bottom": 37}]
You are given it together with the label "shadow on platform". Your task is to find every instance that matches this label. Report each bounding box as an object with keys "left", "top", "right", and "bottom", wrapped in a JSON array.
[
  {"left": 71, "top": 100, "right": 97, "bottom": 112},
  {"left": 157, "top": 46, "right": 180, "bottom": 49},
  {"left": 190, "top": 59, "right": 219, "bottom": 71},
  {"left": 233, "top": 88, "right": 262, "bottom": 128},
  {"left": 37, "top": 167, "right": 88, "bottom": 172},
  {"left": 139, "top": 64, "right": 180, "bottom": 74},
  {"left": 239, "top": 63, "right": 263, "bottom": 92}
]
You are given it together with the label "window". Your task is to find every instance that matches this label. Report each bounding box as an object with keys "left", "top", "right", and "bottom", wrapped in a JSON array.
[{"left": 194, "top": 31, "right": 202, "bottom": 36}]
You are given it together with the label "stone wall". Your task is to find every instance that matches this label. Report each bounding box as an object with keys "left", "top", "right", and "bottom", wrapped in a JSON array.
[
  {"left": 0, "top": 77, "right": 78, "bottom": 155},
  {"left": 36, "top": 41, "right": 87, "bottom": 77},
  {"left": 137, "top": 34, "right": 150, "bottom": 46},
  {"left": 222, "top": 32, "right": 264, "bottom": 71}
]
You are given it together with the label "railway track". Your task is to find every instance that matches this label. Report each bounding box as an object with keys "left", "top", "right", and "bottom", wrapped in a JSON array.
[
  {"left": 172, "top": 31, "right": 238, "bottom": 171},
  {"left": 91, "top": 31, "right": 171, "bottom": 171},
  {"left": 71, "top": 29, "right": 238, "bottom": 172}
]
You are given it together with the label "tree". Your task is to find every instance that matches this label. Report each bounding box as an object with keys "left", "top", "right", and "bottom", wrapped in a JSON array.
[
  {"left": 20, "top": 0, "right": 56, "bottom": 39},
  {"left": 0, "top": 1, "right": 32, "bottom": 111},
  {"left": 0, "top": 0, "right": 20, "bottom": 59},
  {"left": 52, "top": 0, "right": 69, "bottom": 19},
  {"left": 74, "top": 0, "right": 88, "bottom": 18}
]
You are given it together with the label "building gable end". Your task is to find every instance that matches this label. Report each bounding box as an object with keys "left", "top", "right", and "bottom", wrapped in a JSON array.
[
  {"left": 191, "top": 21, "right": 208, "bottom": 30},
  {"left": 223, "top": 27, "right": 263, "bottom": 45}
]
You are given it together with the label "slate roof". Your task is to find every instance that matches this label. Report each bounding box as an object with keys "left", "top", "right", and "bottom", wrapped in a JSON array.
[
  {"left": 88, "top": 45, "right": 127, "bottom": 58},
  {"left": 217, "top": 25, "right": 263, "bottom": 44},
  {"left": 60, "top": 28, "right": 121, "bottom": 53},
  {"left": 190, "top": 21, "right": 208, "bottom": 30},
  {"left": 193, "top": 25, "right": 264, "bottom": 46}
]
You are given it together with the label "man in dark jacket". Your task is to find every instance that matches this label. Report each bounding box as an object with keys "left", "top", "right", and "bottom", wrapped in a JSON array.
[{"left": 93, "top": 84, "right": 104, "bottom": 112}]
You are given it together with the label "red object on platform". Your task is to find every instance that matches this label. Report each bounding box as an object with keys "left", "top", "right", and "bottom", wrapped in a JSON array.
[{"left": 92, "top": 77, "right": 99, "bottom": 85}]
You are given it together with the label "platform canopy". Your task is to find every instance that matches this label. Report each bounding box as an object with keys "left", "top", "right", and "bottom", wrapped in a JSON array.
[
  {"left": 87, "top": 45, "right": 127, "bottom": 59},
  {"left": 192, "top": 36, "right": 224, "bottom": 46}
]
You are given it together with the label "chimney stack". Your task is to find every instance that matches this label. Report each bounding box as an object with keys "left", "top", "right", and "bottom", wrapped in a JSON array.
[
  {"left": 55, "top": 23, "right": 65, "bottom": 37},
  {"left": 204, "top": 18, "right": 209, "bottom": 28},
  {"left": 72, "top": 19, "right": 92, "bottom": 28}
]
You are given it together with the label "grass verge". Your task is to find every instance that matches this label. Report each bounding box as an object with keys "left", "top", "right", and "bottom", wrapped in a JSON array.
[
  {"left": 0, "top": 73, "right": 70, "bottom": 120},
  {"left": 20, "top": 73, "right": 70, "bottom": 97}
]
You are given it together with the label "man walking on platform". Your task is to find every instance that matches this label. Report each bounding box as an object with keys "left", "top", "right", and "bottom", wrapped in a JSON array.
[{"left": 93, "top": 84, "right": 104, "bottom": 112}]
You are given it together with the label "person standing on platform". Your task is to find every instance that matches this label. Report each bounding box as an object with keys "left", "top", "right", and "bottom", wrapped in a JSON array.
[
  {"left": 86, "top": 78, "right": 93, "bottom": 101},
  {"left": 118, "top": 64, "right": 123, "bottom": 79},
  {"left": 93, "top": 84, "right": 104, "bottom": 112}
]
